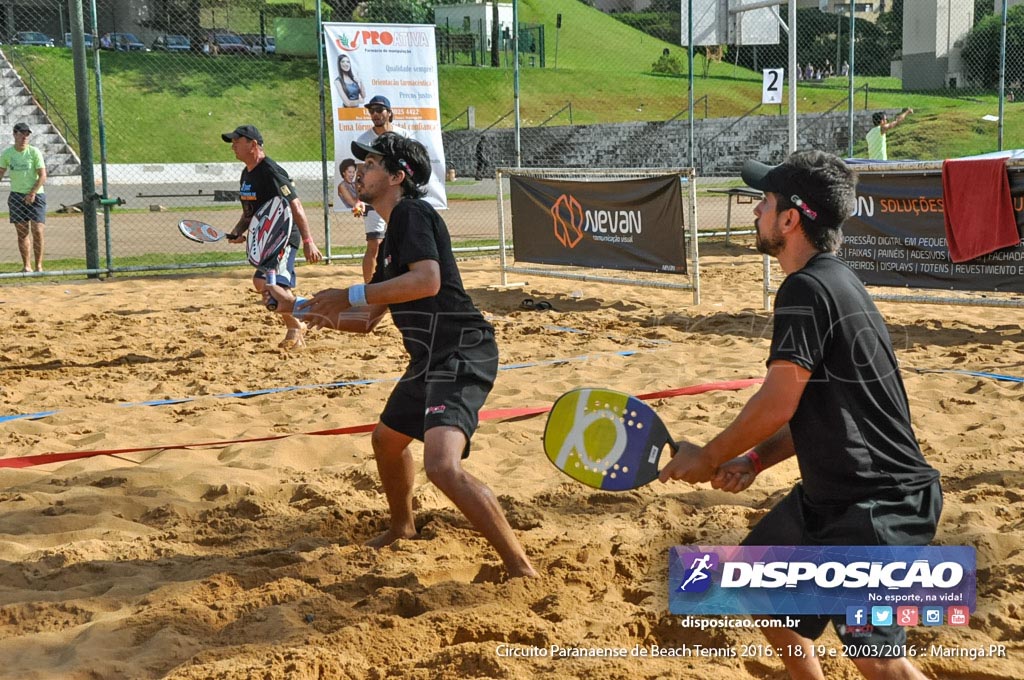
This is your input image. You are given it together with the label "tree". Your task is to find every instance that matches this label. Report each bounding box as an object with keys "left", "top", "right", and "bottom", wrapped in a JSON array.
[
  {"left": 326, "top": 1, "right": 362, "bottom": 22},
  {"left": 362, "top": 0, "right": 438, "bottom": 24},
  {"left": 491, "top": 0, "right": 499, "bottom": 67},
  {"left": 962, "top": 5, "right": 1024, "bottom": 89}
]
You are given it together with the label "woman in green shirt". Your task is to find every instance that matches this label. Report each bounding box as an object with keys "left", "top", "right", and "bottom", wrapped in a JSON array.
[{"left": 0, "top": 122, "right": 48, "bottom": 272}]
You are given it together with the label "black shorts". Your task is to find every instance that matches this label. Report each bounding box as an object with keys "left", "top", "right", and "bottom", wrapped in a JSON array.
[
  {"left": 380, "top": 332, "right": 498, "bottom": 458},
  {"left": 8, "top": 192, "right": 46, "bottom": 224},
  {"left": 742, "top": 480, "right": 943, "bottom": 656}
]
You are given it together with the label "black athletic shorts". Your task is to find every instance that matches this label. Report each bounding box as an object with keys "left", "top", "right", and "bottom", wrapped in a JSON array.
[
  {"left": 8, "top": 192, "right": 46, "bottom": 224},
  {"left": 742, "top": 480, "right": 943, "bottom": 656},
  {"left": 380, "top": 331, "right": 498, "bottom": 458}
]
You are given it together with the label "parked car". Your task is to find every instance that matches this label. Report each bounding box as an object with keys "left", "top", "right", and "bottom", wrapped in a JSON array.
[
  {"left": 204, "top": 32, "right": 251, "bottom": 56},
  {"left": 240, "top": 34, "right": 275, "bottom": 55},
  {"left": 12, "top": 31, "right": 55, "bottom": 47},
  {"left": 64, "top": 33, "right": 96, "bottom": 49},
  {"left": 101, "top": 32, "right": 145, "bottom": 52},
  {"left": 151, "top": 34, "right": 190, "bottom": 53}
]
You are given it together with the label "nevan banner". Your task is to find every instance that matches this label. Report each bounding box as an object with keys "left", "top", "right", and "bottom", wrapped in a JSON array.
[
  {"left": 510, "top": 175, "right": 686, "bottom": 274},
  {"left": 839, "top": 170, "right": 1024, "bottom": 292}
]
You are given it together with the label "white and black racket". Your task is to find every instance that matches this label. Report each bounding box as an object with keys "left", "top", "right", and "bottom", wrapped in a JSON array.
[
  {"left": 247, "top": 196, "right": 293, "bottom": 269},
  {"left": 178, "top": 219, "right": 226, "bottom": 243}
]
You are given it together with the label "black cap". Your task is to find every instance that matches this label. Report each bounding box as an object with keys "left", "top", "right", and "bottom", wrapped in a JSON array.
[
  {"left": 364, "top": 95, "right": 391, "bottom": 110},
  {"left": 221, "top": 125, "right": 263, "bottom": 145},
  {"left": 741, "top": 161, "right": 794, "bottom": 196},
  {"left": 350, "top": 132, "right": 431, "bottom": 186},
  {"left": 13, "top": 122, "right": 31, "bottom": 133},
  {"left": 741, "top": 159, "right": 820, "bottom": 221}
]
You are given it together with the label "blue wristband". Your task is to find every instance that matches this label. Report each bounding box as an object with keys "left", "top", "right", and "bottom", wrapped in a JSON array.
[{"left": 348, "top": 284, "right": 368, "bottom": 307}]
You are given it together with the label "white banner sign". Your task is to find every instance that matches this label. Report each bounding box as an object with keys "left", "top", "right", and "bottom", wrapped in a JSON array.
[
  {"left": 323, "top": 22, "right": 447, "bottom": 211},
  {"left": 762, "top": 68, "right": 783, "bottom": 105}
]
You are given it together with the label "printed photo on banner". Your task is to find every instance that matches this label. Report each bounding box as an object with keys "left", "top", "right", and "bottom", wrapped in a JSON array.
[{"left": 324, "top": 22, "right": 447, "bottom": 212}]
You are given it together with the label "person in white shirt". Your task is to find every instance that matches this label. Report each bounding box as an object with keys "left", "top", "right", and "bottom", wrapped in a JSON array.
[{"left": 354, "top": 96, "right": 409, "bottom": 282}]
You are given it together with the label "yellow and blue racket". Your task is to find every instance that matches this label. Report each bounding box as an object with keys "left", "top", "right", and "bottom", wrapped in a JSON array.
[{"left": 543, "top": 387, "right": 678, "bottom": 490}]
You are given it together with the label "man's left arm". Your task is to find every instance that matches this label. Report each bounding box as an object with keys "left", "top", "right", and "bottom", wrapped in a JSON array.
[
  {"left": 659, "top": 360, "right": 810, "bottom": 485},
  {"left": 288, "top": 259, "right": 439, "bottom": 331},
  {"left": 289, "top": 197, "right": 322, "bottom": 263}
]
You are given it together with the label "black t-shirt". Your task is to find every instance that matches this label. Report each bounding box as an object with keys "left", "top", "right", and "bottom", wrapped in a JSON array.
[
  {"left": 239, "top": 157, "right": 301, "bottom": 249},
  {"left": 371, "top": 198, "right": 494, "bottom": 368},
  {"left": 769, "top": 253, "right": 939, "bottom": 506}
]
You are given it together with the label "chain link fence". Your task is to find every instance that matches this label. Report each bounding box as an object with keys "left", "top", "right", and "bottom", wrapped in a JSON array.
[{"left": 0, "top": 0, "right": 1019, "bottom": 278}]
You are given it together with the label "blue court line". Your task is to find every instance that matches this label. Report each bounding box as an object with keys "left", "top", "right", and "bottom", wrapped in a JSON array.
[
  {"left": 0, "top": 349, "right": 648, "bottom": 425},
  {"left": 907, "top": 368, "right": 1024, "bottom": 383}
]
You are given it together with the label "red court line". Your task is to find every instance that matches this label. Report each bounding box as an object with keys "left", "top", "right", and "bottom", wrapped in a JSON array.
[{"left": 0, "top": 379, "right": 763, "bottom": 470}]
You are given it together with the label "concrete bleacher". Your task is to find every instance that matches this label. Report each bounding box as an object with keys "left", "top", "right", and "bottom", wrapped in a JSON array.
[
  {"left": 0, "top": 48, "right": 81, "bottom": 177},
  {"left": 443, "top": 110, "right": 876, "bottom": 179}
]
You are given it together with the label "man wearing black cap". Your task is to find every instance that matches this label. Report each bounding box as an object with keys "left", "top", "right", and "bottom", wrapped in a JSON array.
[
  {"left": 659, "top": 150, "right": 940, "bottom": 680},
  {"left": 0, "top": 122, "right": 47, "bottom": 272},
  {"left": 285, "top": 133, "right": 536, "bottom": 579},
  {"left": 221, "top": 124, "right": 323, "bottom": 349},
  {"left": 353, "top": 95, "right": 409, "bottom": 282}
]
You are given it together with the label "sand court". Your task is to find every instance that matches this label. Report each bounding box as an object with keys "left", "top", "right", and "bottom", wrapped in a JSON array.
[{"left": 1, "top": 242, "right": 1022, "bottom": 679}]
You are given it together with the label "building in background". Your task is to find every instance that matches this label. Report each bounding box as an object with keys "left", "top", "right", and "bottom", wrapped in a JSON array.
[
  {"left": 434, "top": 2, "right": 512, "bottom": 52},
  {"left": 901, "top": 0, "right": 973, "bottom": 89}
]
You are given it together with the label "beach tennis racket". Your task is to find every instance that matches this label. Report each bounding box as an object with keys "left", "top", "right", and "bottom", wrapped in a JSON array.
[
  {"left": 543, "top": 387, "right": 678, "bottom": 491},
  {"left": 178, "top": 219, "right": 226, "bottom": 243},
  {"left": 246, "top": 195, "right": 293, "bottom": 269}
]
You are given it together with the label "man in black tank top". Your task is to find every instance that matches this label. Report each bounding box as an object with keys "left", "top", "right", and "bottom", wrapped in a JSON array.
[{"left": 659, "top": 150, "right": 940, "bottom": 680}]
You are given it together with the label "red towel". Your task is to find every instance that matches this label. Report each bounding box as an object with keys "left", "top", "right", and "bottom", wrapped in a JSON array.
[{"left": 941, "top": 158, "right": 1021, "bottom": 263}]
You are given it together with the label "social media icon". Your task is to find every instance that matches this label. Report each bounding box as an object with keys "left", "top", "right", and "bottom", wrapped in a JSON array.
[
  {"left": 948, "top": 606, "right": 969, "bottom": 626},
  {"left": 922, "top": 606, "right": 943, "bottom": 626},
  {"left": 871, "top": 606, "right": 893, "bottom": 626},
  {"left": 846, "top": 606, "right": 867, "bottom": 627},
  {"left": 896, "top": 607, "right": 919, "bottom": 626}
]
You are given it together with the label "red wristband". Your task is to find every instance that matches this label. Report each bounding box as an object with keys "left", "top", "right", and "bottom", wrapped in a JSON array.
[
  {"left": 745, "top": 449, "right": 764, "bottom": 474},
  {"left": 303, "top": 238, "right": 315, "bottom": 245}
]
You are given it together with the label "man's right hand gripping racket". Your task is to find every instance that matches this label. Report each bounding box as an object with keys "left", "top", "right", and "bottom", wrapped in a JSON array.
[{"left": 543, "top": 387, "right": 678, "bottom": 491}]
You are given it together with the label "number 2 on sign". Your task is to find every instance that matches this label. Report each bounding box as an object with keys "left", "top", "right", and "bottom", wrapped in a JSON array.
[{"left": 763, "top": 68, "right": 783, "bottom": 105}]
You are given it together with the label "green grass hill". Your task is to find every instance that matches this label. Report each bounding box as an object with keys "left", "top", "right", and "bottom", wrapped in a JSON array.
[{"left": 6, "top": 0, "right": 1018, "bottom": 164}]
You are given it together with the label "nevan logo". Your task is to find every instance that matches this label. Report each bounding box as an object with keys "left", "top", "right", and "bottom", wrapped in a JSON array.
[{"left": 551, "top": 194, "right": 584, "bottom": 249}]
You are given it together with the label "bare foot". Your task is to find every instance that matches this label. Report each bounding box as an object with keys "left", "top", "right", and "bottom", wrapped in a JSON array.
[
  {"left": 278, "top": 328, "right": 305, "bottom": 350},
  {"left": 365, "top": 528, "right": 417, "bottom": 549},
  {"left": 22, "top": 267, "right": 32, "bottom": 273},
  {"left": 512, "top": 567, "right": 539, "bottom": 578},
  {"left": 506, "top": 562, "right": 539, "bottom": 578}
]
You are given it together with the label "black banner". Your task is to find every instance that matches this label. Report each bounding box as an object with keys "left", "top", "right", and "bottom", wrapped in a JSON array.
[
  {"left": 510, "top": 175, "right": 686, "bottom": 274},
  {"left": 839, "top": 170, "right": 1024, "bottom": 292}
]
